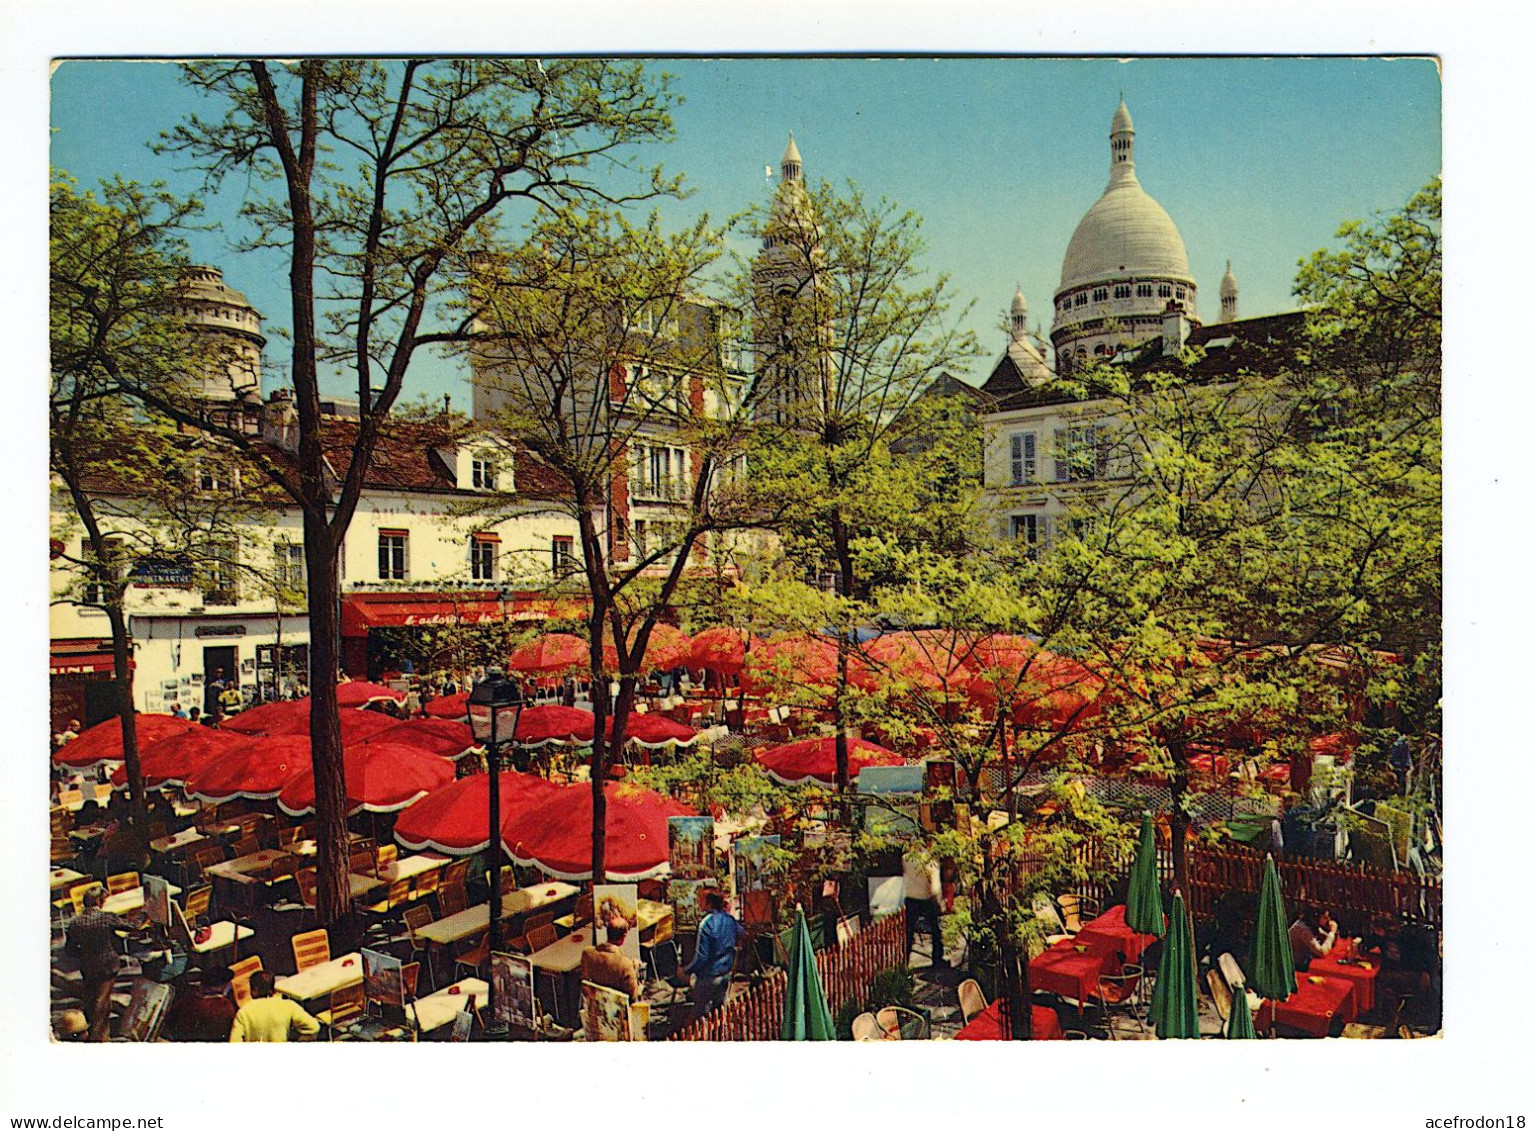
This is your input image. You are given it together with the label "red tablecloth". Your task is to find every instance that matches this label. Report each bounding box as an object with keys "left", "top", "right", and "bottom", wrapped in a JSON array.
[
  {"left": 1308, "top": 954, "right": 1381, "bottom": 1015},
  {"left": 1028, "top": 939, "right": 1110, "bottom": 1009},
  {"left": 954, "top": 1001, "right": 1064, "bottom": 1041},
  {"left": 1076, "top": 904, "right": 1157, "bottom": 965},
  {"left": 1257, "top": 974, "right": 1358, "bottom": 1037}
]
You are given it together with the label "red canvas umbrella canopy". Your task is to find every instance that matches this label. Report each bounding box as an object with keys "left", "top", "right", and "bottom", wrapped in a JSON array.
[
  {"left": 967, "top": 648, "right": 1104, "bottom": 730},
  {"left": 393, "top": 771, "right": 560, "bottom": 856},
  {"left": 688, "top": 626, "right": 764, "bottom": 676},
  {"left": 1309, "top": 732, "right": 1357, "bottom": 763},
  {"left": 754, "top": 735, "right": 906, "bottom": 787},
  {"left": 335, "top": 680, "right": 408, "bottom": 708},
  {"left": 601, "top": 623, "right": 693, "bottom": 673},
  {"left": 740, "top": 634, "right": 842, "bottom": 700},
  {"left": 53, "top": 714, "right": 198, "bottom": 770},
  {"left": 184, "top": 735, "right": 312, "bottom": 803},
  {"left": 423, "top": 691, "right": 469, "bottom": 721},
  {"left": 277, "top": 742, "right": 455, "bottom": 817},
  {"left": 219, "top": 698, "right": 399, "bottom": 742},
  {"left": 508, "top": 633, "right": 590, "bottom": 678},
  {"left": 603, "top": 712, "right": 699, "bottom": 749},
  {"left": 362, "top": 718, "right": 480, "bottom": 760},
  {"left": 109, "top": 726, "right": 248, "bottom": 788},
  {"left": 500, "top": 781, "right": 696, "bottom": 881},
  {"left": 854, "top": 631, "right": 970, "bottom": 696},
  {"left": 513, "top": 704, "right": 596, "bottom": 748}
]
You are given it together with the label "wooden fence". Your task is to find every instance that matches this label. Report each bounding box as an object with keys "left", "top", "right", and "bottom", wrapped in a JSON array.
[
  {"left": 670, "top": 909, "right": 908, "bottom": 1041},
  {"left": 1021, "top": 841, "right": 1440, "bottom": 930}
]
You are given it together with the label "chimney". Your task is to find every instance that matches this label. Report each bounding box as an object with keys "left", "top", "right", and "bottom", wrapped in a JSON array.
[
  {"left": 260, "top": 388, "right": 300, "bottom": 454},
  {"left": 1161, "top": 301, "right": 1190, "bottom": 357}
]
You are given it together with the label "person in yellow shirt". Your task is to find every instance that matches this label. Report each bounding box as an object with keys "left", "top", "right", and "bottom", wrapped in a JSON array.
[{"left": 229, "top": 972, "right": 322, "bottom": 1042}]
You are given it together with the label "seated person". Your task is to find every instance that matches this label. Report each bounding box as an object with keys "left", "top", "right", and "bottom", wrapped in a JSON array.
[
  {"left": 1288, "top": 905, "right": 1338, "bottom": 972},
  {"left": 164, "top": 966, "right": 238, "bottom": 1042},
  {"left": 580, "top": 916, "right": 641, "bottom": 1001},
  {"left": 230, "top": 971, "right": 321, "bottom": 1042}
]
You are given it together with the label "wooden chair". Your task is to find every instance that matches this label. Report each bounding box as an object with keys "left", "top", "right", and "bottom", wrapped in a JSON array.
[
  {"left": 958, "top": 978, "right": 989, "bottom": 1025},
  {"left": 454, "top": 931, "right": 491, "bottom": 980},
  {"left": 182, "top": 885, "right": 213, "bottom": 928},
  {"left": 191, "top": 845, "right": 225, "bottom": 879},
  {"left": 850, "top": 1012, "right": 884, "bottom": 1041},
  {"left": 368, "top": 880, "right": 409, "bottom": 915},
  {"left": 402, "top": 962, "right": 421, "bottom": 1002},
  {"left": 414, "top": 869, "right": 439, "bottom": 902},
  {"left": 265, "top": 853, "right": 301, "bottom": 884},
  {"left": 229, "top": 836, "right": 260, "bottom": 859},
  {"left": 1093, "top": 965, "right": 1145, "bottom": 1038},
  {"left": 441, "top": 860, "right": 469, "bottom": 892},
  {"left": 1057, "top": 893, "right": 1100, "bottom": 935},
  {"left": 68, "top": 881, "right": 102, "bottom": 915},
  {"left": 499, "top": 869, "right": 520, "bottom": 894},
  {"left": 317, "top": 982, "right": 366, "bottom": 1034},
  {"left": 524, "top": 922, "right": 558, "bottom": 954},
  {"left": 291, "top": 928, "right": 331, "bottom": 972},
  {"left": 437, "top": 883, "right": 468, "bottom": 918},
  {"left": 295, "top": 868, "right": 318, "bottom": 909},
  {"left": 277, "top": 824, "right": 305, "bottom": 848},
  {"left": 401, "top": 905, "right": 436, "bottom": 990},
  {"left": 1032, "top": 896, "right": 1072, "bottom": 946},
  {"left": 375, "top": 844, "right": 398, "bottom": 872},
  {"left": 348, "top": 850, "right": 376, "bottom": 877},
  {"left": 107, "top": 871, "right": 140, "bottom": 895}
]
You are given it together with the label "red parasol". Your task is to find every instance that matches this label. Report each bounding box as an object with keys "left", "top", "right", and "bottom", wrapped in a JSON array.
[
  {"left": 601, "top": 623, "right": 693, "bottom": 673},
  {"left": 967, "top": 648, "right": 1104, "bottom": 730},
  {"left": 603, "top": 712, "right": 699, "bottom": 749},
  {"left": 53, "top": 714, "right": 198, "bottom": 770},
  {"left": 183, "top": 735, "right": 312, "bottom": 803},
  {"left": 276, "top": 742, "right": 456, "bottom": 817},
  {"left": 740, "top": 634, "right": 842, "bottom": 700},
  {"left": 335, "top": 680, "right": 407, "bottom": 708},
  {"left": 500, "top": 781, "right": 696, "bottom": 881},
  {"left": 754, "top": 735, "right": 906, "bottom": 787},
  {"left": 512, "top": 704, "right": 596, "bottom": 748},
  {"left": 361, "top": 718, "right": 480, "bottom": 761},
  {"left": 688, "top": 626, "right": 764, "bottom": 676},
  {"left": 109, "top": 727, "right": 248, "bottom": 788},
  {"left": 507, "top": 633, "right": 590, "bottom": 678},
  {"left": 393, "top": 771, "right": 560, "bottom": 856},
  {"left": 854, "top": 631, "right": 971, "bottom": 696},
  {"left": 1308, "top": 732, "right": 1357, "bottom": 764},
  {"left": 218, "top": 699, "right": 399, "bottom": 742},
  {"left": 423, "top": 692, "right": 469, "bottom": 721}
]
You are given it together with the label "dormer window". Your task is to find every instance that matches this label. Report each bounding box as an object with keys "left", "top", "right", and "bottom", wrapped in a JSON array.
[{"left": 471, "top": 458, "right": 497, "bottom": 491}]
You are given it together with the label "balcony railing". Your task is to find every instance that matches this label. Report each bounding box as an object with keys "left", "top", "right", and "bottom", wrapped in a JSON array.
[{"left": 631, "top": 476, "right": 689, "bottom": 502}]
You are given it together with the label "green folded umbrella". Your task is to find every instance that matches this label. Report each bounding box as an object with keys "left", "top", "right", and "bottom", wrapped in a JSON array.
[
  {"left": 1246, "top": 854, "right": 1297, "bottom": 1003},
  {"left": 1125, "top": 813, "right": 1166, "bottom": 938},
  {"left": 1148, "top": 889, "right": 1201, "bottom": 1038},
  {"left": 780, "top": 905, "right": 836, "bottom": 1041},
  {"left": 1224, "top": 990, "right": 1258, "bottom": 1039}
]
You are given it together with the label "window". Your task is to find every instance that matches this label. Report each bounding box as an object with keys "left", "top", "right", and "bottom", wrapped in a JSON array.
[
  {"left": 273, "top": 541, "right": 305, "bottom": 591},
  {"left": 1009, "top": 432, "right": 1037, "bottom": 485},
  {"left": 1074, "top": 292, "right": 1087, "bottom": 307},
  {"left": 1092, "top": 287, "right": 1108, "bottom": 303},
  {"left": 552, "top": 535, "right": 576, "bottom": 578},
  {"left": 1009, "top": 514, "right": 1039, "bottom": 548},
  {"left": 81, "top": 537, "right": 125, "bottom": 606},
  {"left": 196, "top": 460, "right": 236, "bottom": 493},
  {"left": 1113, "top": 285, "right": 1131, "bottom": 299},
  {"left": 470, "top": 534, "right": 498, "bottom": 583},
  {"left": 1053, "top": 425, "right": 1113, "bottom": 483},
  {"left": 1175, "top": 287, "right": 1186, "bottom": 300},
  {"left": 635, "top": 445, "right": 687, "bottom": 501},
  {"left": 471, "top": 458, "right": 497, "bottom": 491},
  {"left": 1137, "top": 283, "right": 1153, "bottom": 298},
  {"left": 1158, "top": 284, "right": 1172, "bottom": 299},
  {"left": 378, "top": 530, "right": 408, "bottom": 581},
  {"left": 206, "top": 541, "right": 239, "bottom": 605}
]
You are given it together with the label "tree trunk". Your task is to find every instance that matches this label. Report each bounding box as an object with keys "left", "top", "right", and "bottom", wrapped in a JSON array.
[
  {"left": 587, "top": 614, "right": 611, "bottom": 884},
  {"left": 302, "top": 517, "right": 351, "bottom": 929},
  {"left": 1167, "top": 750, "right": 1191, "bottom": 897},
  {"left": 105, "top": 598, "right": 146, "bottom": 865},
  {"left": 830, "top": 508, "right": 856, "bottom": 792}
]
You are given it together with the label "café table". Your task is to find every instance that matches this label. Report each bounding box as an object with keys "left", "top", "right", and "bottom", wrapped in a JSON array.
[
  {"left": 49, "top": 867, "right": 88, "bottom": 892},
  {"left": 954, "top": 1001, "right": 1065, "bottom": 1041},
  {"left": 406, "top": 978, "right": 490, "bottom": 1034},
  {"left": 103, "top": 882, "right": 183, "bottom": 916},
  {"left": 1028, "top": 938, "right": 1113, "bottom": 1011},
  {"left": 377, "top": 852, "right": 451, "bottom": 886},
  {"left": 275, "top": 952, "right": 363, "bottom": 1002},
  {"left": 1308, "top": 950, "right": 1382, "bottom": 1016},
  {"left": 1256, "top": 973, "right": 1358, "bottom": 1037},
  {"left": 530, "top": 926, "right": 596, "bottom": 1028},
  {"left": 205, "top": 845, "right": 316, "bottom": 885},
  {"left": 149, "top": 827, "right": 207, "bottom": 856},
  {"left": 1075, "top": 904, "right": 1157, "bottom": 965},
  {"left": 416, "top": 883, "right": 581, "bottom": 949}
]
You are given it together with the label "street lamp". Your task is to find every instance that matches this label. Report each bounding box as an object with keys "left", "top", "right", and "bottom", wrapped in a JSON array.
[{"left": 468, "top": 666, "right": 526, "bottom": 1037}]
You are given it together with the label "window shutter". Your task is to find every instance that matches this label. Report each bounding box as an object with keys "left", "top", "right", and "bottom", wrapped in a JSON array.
[
  {"left": 1010, "top": 435, "right": 1023, "bottom": 484},
  {"left": 1053, "top": 429, "right": 1068, "bottom": 482},
  {"left": 1024, "top": 432, "right": 1036, "bottom": 480},
  {"left": 1094, "top": 426, "right": 1111, "bottom": 480}
]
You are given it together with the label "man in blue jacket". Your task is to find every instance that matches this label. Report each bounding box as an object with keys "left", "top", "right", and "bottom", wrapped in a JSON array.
[{"left": 683, "top": 889, "right": 745, "bottom": 1019}]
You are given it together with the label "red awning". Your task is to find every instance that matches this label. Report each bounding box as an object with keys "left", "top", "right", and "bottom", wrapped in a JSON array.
[
  {"left": 50, "top": 643, "right": 133, "bottom": 676},
  {"left": 341, "top": 592, "right": 585, "bottom": 635}
]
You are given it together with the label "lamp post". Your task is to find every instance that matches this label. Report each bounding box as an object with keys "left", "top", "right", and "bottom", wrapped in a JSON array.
[{"left": 468, "top": 666, "right": 526, "bottom": 1038}]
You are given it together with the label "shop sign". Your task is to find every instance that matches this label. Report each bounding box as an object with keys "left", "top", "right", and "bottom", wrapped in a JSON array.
[
  {"left": 131, "top": 559, "right": 195, "bottom": 587},
  {"left": 194, "top": 624, "right": 247, "bottom": 638}
]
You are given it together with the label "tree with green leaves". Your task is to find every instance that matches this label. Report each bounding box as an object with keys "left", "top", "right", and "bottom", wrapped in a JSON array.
[{"left": 110, "top": 58, "right": 684, "bottom": 924}]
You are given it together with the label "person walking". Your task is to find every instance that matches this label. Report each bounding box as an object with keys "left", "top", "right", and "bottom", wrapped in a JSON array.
[
  {"left": 229, "top": 972, "right": 321, "bottom": 1042},
  {"left": 64, "top": 886, "right": 138, "bottom": 1041},
  {"left": 903, "top": 847, "right": 946, "bottom": 967},
  {"left": 682, "top": 890, "right": 745, "bottom": 1018}
]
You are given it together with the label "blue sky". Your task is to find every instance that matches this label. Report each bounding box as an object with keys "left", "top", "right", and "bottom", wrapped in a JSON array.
[{"left": 50, "top": 57, "right": 1440, "bottom": 401}]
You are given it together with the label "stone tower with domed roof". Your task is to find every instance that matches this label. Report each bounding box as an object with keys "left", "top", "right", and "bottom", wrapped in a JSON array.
[{"left": 1051, "top": 99, "right": 1199, "bottom": 371}]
